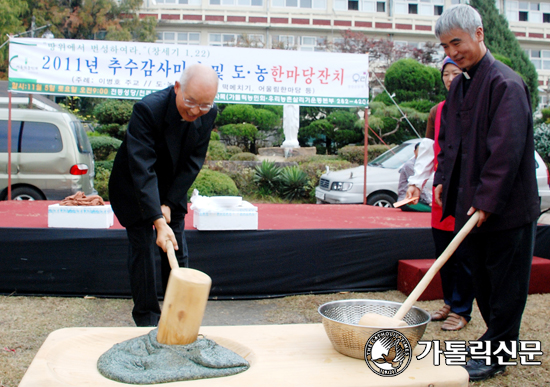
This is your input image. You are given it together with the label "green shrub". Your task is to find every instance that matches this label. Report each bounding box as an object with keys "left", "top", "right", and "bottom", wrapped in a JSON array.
[
  {"left": 95, "top": 123, "right": 127, "bottom": 141},
  {"left": 94, "top": 100, "right": 135, "bottom": 125},
  {"left": 337, "top": 145, "right": 393, "bottom": 165},
  {"left": 207, "top": 162, "right": 257, "bottom": 197},
  {"left": 493, "top": 53, "right": 513, "bottom": 68},
  {"left": 372, "top": 92, "right": 392, "bottom": 105},
  {"left": 95, "top": 160, "right": 114, "bottom": 173},
  {"left": 188, "top": 168, "right": 239, "bottom": 197},
  {"left": 206, "top": 140, "right": 229, "bottom": 161},
  {"left": 384, "top": 59, "right": 436, "bottom": 102},
  {"left": 299, "top": 160, "right": 353, "bottom": 195},
  {"left": 87, "top": 130, "right": 103, "bottom": 137},
  {"left": 368, "top": 144, "right": 393, "bottom": 161},
  {"left": 89, "top": 136, "right": 122, "bottom": 161},
  {"left": 542, "top": 108, "right": 550, "bottom": 124},
  {"left": 211, "top": 131, "right": 220, "bottom": 141},
  {"left": 94, "top": 166, "right": 111, "bottom": 201},
  {"left": 230, "top": 152, "right": 257, "bottom": 161},
  {"left": 278, "top": 166, "right": 309, "bottom": 202},
  {"left": 216, "top": 104, "right": 256, "bottom": 126},
  {"left": 226, "top": 145, "right": 242, "bottom": 157},
  {"left": 338, "top": 145, "right": 365, "bottom": 165},
  {"left": 400, "top": 100, "right": 437, "bottom": 114},
  {"left": 253, "top": 160, "right": 281, "bottom": 195},
  {"left": 96, "top": 123, "right": 120, "bottom": 137},
  {"left": 219, "top": 123, "right": 258, "bottom": 141},
  {"left": 534, "top": 123, "right": 550, "bottom": 163},
  {"left": 254, "top": 108, "right": 280, "bottom": 131},
  {"left": 288, "top": 155, "right": 341, "bottom": 164}
]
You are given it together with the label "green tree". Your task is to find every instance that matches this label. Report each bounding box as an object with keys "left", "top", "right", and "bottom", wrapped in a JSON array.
[
  {"left": 218, "top": 123, "right": 258, "bottom": 153},
  {"left": 0, "top": 0, "right": 28, "bottom": 78},
  {"left": 216, "top": 104, "right": 257, "bottom": 126},
  {"left": 300, "top": 110, "right": 361, "bottom": 154},
  {"left": 365, "top": 101, "right": 427, "bottom": 144},
  {"left": 215, "top": 104, "right": 282, "bottom": 151},
  {"left": 21, "top": 0, "right": 156, "bottom": 42},
  {"left": 384, "top": 59, "right": 437, "bottom": 103},
  {"left": 470, "top": 0, "right": 539, "bottom": 108}
]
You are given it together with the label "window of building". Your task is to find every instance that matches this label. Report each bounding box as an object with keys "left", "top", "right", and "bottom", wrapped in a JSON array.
[
  {"left": 506, "top": 1, "right": 548, "bottom": 22},
  {"left": 156, "top": 0, "right": 201, "bottom": 3},
  {"left": 544, "top": 13, "right": 550, "bottom": 22},
  {"left": 300, "top": 36, "right": 326, "bottom": 51},
  {"left": 210, "top": 0, "right": 263, "bottom": 4},
  {"left": 528, "top": 49, "right": 550, "bottom": 70},
  {"left": 394, "top": 0, "right": 443, "bottom": 15},
  {"left": 519, "top": 10, "right": 529, "bottom": 20},
  {"left": 333, "top": 0, "right": 381, "bottom": 11},
  {"left": 209, "top": 33, "right": 265, "bottom": 47},
  {"left": 157, "top": 32, "right": 200, "bottom": 45},
  {"left": 239, "top": 34, "right": 265, "bottom": 47},
  {"left": 273, "top": 0, "right": 325, "bottom": 8},
  {"left": 272, "top": 35, "right": 296, "bottom": 49}
]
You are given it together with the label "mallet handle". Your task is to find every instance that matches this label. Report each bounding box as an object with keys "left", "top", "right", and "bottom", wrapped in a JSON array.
[
  {"left": 166, "top": 240, "right": 179, "bottom": 270},
  {"left": 394, "top": 211, "right": 480, "bottom": 321}
]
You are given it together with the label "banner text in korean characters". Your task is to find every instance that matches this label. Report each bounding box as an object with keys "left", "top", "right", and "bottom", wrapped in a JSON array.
[{"left": 8, "top": 37, "right": 368, "bottom": 107}]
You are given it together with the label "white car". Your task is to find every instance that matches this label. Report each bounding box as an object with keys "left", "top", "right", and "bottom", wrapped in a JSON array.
[
  {"left": 315, "top": 140, "right": 550, "bottom": 211},
  {"left": 535, "top": 151, "right": 550, "bottom": 212},
  {"left": 315, "top": 140, "right": 424, "bottom": 207}
]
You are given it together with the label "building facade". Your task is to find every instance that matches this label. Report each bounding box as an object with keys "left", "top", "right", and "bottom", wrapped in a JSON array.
[{"left": 141, "top": 0, "right": 550, "bottom": 109}]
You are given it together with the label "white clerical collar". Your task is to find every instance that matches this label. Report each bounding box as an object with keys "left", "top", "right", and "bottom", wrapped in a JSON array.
[{"left": 463, "top": 72, "right": 471, "bottom": 80}]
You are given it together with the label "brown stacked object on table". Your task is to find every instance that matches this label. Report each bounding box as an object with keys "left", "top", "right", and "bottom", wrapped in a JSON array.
[{"left": 59, "top": 191, "right": 105, "bottom": 206}]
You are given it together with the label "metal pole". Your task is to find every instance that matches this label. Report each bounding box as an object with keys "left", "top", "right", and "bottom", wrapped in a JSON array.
[
  {"left": 7, "top": 91, "right": 12, "bottom": 200},
  {"left": 363, "top": 107, "right": 369, "bottom": 205}
]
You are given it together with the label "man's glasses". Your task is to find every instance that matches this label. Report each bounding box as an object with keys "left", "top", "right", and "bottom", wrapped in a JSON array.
[{"left": 182, "top": 97, "right": 212, "bottom": 112}]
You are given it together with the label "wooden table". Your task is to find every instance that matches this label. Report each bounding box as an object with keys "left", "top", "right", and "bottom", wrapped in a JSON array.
[{"left": 19, "top": 324, "right": 468, "bottom": 387}]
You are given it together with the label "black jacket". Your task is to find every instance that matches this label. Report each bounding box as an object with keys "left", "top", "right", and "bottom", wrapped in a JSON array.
[
  {"left": 434, "top": 51, "right": 539, "bottom": 232},
  {"left": 109, "top": 86, "right": 217, "bottom": 227}
]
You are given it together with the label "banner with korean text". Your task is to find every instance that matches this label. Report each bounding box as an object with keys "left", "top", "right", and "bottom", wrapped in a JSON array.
[{"left": 8, "top": 37, "right": 368, "bottom": 108}]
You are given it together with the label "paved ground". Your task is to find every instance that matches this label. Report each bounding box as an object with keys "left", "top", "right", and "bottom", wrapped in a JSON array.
[{"left": 201, "top": 299, "right": 279, "bottom": 326}]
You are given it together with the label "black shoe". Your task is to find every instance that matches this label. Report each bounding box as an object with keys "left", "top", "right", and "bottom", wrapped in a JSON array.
[{"left": 463, "top": 359, "right": 506, "bottom": 381}]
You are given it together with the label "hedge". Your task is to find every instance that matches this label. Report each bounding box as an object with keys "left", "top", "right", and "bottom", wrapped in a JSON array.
[
  {"left": 229, "top": 152, "right": 257, "bottom": 161},
  {"left": 188, "top": 168, "right": 239, "bottom": 197},
  {"left": 88, "top": 136, "right": 122, "bottom": 161}
]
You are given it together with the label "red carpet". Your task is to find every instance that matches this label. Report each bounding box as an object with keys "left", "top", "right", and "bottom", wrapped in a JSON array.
[{"left": 0, "top": 201, "right": 432, "bottom": 230}]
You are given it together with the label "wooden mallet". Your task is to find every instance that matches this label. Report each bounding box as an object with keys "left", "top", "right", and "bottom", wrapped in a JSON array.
[
  {"left": 157, "top": 240, "right": 212, "bottom": 345},
  {"left": 358, "top": 211, "right": 480, "bottom": 328}
]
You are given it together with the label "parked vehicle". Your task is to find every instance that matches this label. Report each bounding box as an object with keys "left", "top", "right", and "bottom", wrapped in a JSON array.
[
  {"left": 0, "top": 109, "right": 96, "bottom": 201},
  {"left": 315, "top": 140, "right": 424, "bottom": 207},
  {"left": 535, "top": 151, "right": 550, "bottom": 212},
  {"left": 315, "top": 139, "right": 550, "bottom": 211}
]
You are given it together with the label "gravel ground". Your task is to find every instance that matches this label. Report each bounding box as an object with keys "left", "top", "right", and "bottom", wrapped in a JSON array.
[{"left": 1, "top": 290, "right": 549, "bottom": 387}]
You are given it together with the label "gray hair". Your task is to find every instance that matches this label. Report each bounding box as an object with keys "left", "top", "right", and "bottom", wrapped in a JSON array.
[
  {"left": 179, "top": 63, "right": 219, "bottom": 89},
  {"left": 435, "top": 4, "right": 483, "bottom": 40}
]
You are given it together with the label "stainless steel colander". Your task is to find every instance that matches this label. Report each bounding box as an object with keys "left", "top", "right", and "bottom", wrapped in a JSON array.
[{"left": 318, "top": 299, "right": 430, "bottom": 359}]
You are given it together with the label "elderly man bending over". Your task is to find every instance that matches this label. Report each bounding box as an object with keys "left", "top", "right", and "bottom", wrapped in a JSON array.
[{"left": 109, "top": 64, "right": 219, "bottom": 327}]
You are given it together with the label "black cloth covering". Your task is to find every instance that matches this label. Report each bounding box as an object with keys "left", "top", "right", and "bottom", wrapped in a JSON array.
[{"left": 1, "top": 226, "right": 549, "bottom": 299}]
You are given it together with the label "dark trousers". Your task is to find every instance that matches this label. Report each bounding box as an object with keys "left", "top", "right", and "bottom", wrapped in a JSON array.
[
  {"left": 465, "top": 221, "right": 536, "bottom": 361},
  {"left": 125, "top": 213, "right": 189, "bottom": 327},
  {"left": 432, "top": 227, "right": 475, "bottom": 321}
]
